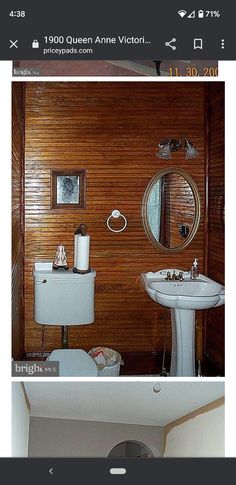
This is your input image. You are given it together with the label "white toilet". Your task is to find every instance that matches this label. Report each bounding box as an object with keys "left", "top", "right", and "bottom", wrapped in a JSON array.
[
  {"left": 33, "top": 267, "right": 98, "bottom": 376},
  {"left": 47, "top": 349, "right": 98, "bottom": 376}
]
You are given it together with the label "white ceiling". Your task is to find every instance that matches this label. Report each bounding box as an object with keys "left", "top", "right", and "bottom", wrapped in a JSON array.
[{"left": 24, "top": 381, "right": 224, "bottom": 426}]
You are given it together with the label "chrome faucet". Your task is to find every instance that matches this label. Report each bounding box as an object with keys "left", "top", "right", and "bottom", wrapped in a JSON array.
[
  {"left": 165, "top": 271, "right": 184, "bottom": 281},
  {"left": 173, "top": 271, "right": 184, "bottom": 281},
  {"left": 171, "top": 271, "right": 177, "bottom": 280}
]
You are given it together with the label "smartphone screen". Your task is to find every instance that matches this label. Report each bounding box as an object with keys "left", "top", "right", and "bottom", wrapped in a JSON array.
[{"left": 0, "top": 1, "right": 235, "bottom": 482}]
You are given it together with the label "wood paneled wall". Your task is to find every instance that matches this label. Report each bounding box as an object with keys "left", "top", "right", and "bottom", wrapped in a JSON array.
[
  {"left": 204, "top": 83, "right": 225, "bottom": 373},
  {"left": 12, "top": 83, "right": 25, "bottom": 359},
  {"left": 23, "top": 82, "right": 207, "bottom": 357}
]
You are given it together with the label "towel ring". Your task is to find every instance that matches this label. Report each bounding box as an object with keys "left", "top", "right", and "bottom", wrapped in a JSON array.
[{"left": 107, "top": 210, "right": 128, "bottom": 233}]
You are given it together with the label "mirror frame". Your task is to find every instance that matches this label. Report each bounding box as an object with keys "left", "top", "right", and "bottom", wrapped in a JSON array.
[
  {"left": 142, "top": 167, "right": 201, "bottom": 253},
  {"left": 107, "top": 440, "right": 155, "bottom": 458}
]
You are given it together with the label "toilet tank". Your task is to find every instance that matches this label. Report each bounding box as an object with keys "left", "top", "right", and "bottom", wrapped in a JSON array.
[{"left": 33, "top": 269, "right": 96, "bottom": 325}]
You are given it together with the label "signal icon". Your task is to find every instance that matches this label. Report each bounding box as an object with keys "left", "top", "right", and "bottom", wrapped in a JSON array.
[
  {"left": 188, "top": 11, "right": 196, "bottom": 18},
  {"left": 178, "top": 10, "right": 187, "bottom": 18}
]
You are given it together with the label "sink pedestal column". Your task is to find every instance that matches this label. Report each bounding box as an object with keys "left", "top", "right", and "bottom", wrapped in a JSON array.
[{"left": 170, "top": 309, "right": 196, "bottom": 377}]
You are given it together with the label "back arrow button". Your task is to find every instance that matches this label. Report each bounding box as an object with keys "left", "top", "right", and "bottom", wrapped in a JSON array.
[{"left": 49, "top": 468, "right": 54, "bottom": 476}]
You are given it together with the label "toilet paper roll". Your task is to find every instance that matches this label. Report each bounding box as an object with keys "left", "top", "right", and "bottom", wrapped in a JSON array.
[
  {"left": 74, "top": 234, "right": 78, "bottom": 268},
  {"left": 75, "top": 234, "right": 90, "bottom": 271}
]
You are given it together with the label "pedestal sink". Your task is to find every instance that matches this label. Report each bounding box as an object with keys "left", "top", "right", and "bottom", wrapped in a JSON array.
[{"left": 141, "top": 269, "right": 225, "bottom": 377}]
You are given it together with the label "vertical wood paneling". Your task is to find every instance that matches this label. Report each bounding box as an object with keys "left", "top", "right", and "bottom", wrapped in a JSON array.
[
  {"left": 204, "top": 83, "right": 225, "bottom": 373},
  {"left": 12, "top": 83, "right": 25, "bottom": 359},
  {"left": 23, "top": 82, "right": 206, "bottom": 359}
]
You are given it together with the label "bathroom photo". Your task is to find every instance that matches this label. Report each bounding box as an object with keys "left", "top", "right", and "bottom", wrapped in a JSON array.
[
  {"left": 12, "top": 381, "right": 225, "bottom": 458},
  {"left": 12, "top": 81, "right": 225, "bottom": 377},
  {"left": 13, "top": 60, "right": 218, "bottom": 77}
]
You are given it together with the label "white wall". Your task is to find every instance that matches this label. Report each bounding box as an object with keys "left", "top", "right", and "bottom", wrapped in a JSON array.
[
  {"left": 12, "top": 383, "right": 30, "bottom": 457},
  {"left": 164, "top": 405, "right": 225, "bottom": 457}
]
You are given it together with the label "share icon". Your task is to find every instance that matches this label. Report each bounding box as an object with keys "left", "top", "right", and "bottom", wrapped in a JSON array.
[{"left": 165, "top": 38, "right": 177, "bottom": 50}]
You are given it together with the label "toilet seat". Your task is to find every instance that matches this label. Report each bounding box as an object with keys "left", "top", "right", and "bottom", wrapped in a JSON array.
[{"left": 47, "top": 349, "right": 98, "bottom": 377}]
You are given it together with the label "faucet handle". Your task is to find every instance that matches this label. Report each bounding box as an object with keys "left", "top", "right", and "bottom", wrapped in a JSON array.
[
  {"left": 171, "top": 271, "right": 177, "bottom": 280},
  {"left": 165, "top": 271, "right": 171, "bottom": 280}
]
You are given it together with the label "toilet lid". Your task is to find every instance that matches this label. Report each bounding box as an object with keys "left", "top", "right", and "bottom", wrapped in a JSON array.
[{"left": 47, "top": 349, "right": 98, "bottom": 377}]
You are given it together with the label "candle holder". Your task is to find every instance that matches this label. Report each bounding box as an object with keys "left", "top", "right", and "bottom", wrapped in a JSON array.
[
  {"left": 53, "top": 244, "right": 69, "bottom": 270},
  {"left": 73, "top": 267, "right": 91, "bottom": 274}
]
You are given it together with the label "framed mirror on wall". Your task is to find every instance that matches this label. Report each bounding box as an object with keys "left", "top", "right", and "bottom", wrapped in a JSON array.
[
  {"left": 142, "top": 168, "right": 201, "bottom": 252},
  {"left": 51, "top": 169, "right": 86, "bottom": 209}
]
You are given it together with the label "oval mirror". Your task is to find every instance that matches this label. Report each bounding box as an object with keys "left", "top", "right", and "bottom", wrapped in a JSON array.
[
  {"left": 142, "top": 168, "right": 200, "bottom": 252},
  {"left": 108, "top": 441, "right": 154, "bottom": 458}
]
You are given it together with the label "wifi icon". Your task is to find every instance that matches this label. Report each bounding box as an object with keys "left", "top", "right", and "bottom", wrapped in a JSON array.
[{"left": 178, "top": 10, "right": 187, "bottom": 18}]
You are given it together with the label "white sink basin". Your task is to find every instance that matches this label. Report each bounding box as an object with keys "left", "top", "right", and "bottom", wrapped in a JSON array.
[
  {"left": 142, "top": 269, "right": 225, "bottom": 310},
  {"left": 141, "top": 269, "right": 225, "bottom": 377}
]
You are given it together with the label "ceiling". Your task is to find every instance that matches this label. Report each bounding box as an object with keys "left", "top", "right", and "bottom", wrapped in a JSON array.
[{"left": 24, "top": 381, "right": 224, "bottom": 426}]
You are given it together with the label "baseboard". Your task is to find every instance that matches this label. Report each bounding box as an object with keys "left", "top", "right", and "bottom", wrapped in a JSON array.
[
  {"left": 25, "top": 350, "right": 170, "bottom": 375},
  {"left": 24, "top": 350, "right": 223, "bottom": 376},
  {"left": 25, "top": 351, "right": 50, "bottom": 360}
]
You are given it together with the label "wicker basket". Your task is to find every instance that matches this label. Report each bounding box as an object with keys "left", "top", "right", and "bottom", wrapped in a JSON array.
[{"left": 89, "top": 347, "right": 123, "bottom": 376}]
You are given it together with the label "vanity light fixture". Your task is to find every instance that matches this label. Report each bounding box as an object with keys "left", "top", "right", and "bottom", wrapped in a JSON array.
[
  {"left": 156, "top": 137, "right": 199, "bottom": 160},
  {"left": 156, "top": 138, "right": 181, "bottom": 160},
  {"left": 156, "top": 139, "right": 172, "bottom": 159},
  {"left": 184, "top": 138, "right": 199, "bottom": 159}
]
